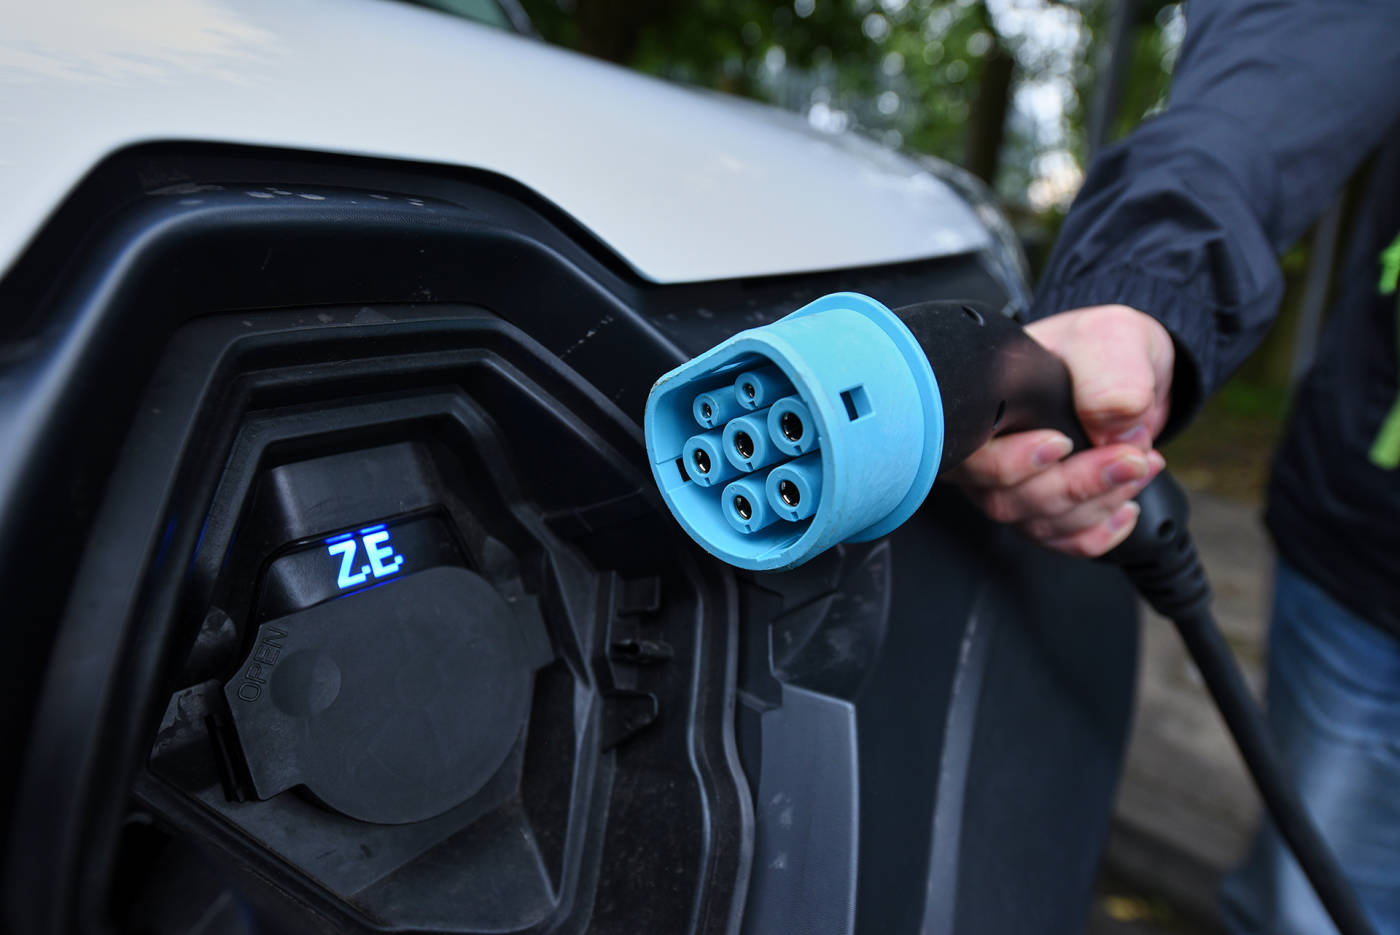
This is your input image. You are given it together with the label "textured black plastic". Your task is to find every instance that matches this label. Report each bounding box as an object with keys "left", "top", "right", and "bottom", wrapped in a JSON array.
[
  {"left": 894, "top": 300, "right": 1088, "bottom": 469},
  {"left": 225, "top": 567, "right": 550, "bottom": 824},
  {"left": 258, "top": 514, "right": 465, "bottom": 619},
  {"left": 1, "top": 143, "right": 1135, "bottom": 935}
]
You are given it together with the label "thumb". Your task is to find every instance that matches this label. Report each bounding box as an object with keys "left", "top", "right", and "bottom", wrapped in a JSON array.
[
  {"left": 1065, "top": 343, "right": 1159, "bottom": 445},
  {"left": 1026, "top": 305, "right": 1174, "bottom": 448}
]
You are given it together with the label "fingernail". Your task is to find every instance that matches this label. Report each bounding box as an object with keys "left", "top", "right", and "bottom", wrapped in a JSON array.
[
  {"left": 1032, "top": 435, "right": 1074, "bottom": 468},
  {"left": 1108, "top": 501, "right": 1140, "bottom": 532},
  {"left": 1103, "top": 454, "right": 1148, "bottom": 485},
  {"left": 1147, "top": 450, "right": 1166, "bottom": 473},
  {"left": 1113, "top": 425, "right": 1151, "bottom": 448}
]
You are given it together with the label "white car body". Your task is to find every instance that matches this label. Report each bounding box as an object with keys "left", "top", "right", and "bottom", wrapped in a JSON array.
[
  {"left": 0, "top": 10, "right": 1140, "bottom": 935},
  {"left": 0, "top": 0, "right": 989, "bottom": 285}
]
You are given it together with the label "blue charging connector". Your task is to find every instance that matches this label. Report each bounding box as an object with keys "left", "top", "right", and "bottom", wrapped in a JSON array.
[
  {"left": 644, "top": 292, "right": 945, "bottom": 571},
  {"left": 650, "top": 290, "right": 1381, "bottom": 935}
]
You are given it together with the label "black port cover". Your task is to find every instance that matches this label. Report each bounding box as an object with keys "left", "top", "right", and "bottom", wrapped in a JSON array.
[{"left": 224, "top": 566, "right": 551, "bottom": 825}]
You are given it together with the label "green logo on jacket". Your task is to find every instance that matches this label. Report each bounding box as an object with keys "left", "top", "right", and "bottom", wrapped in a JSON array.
[{"left": 1371, "top": 233, "right": 1400, "bottom": 469}]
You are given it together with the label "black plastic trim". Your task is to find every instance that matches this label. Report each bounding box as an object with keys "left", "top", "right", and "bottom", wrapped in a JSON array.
[{"left": 0, "top": 141, "right": 1132, "bottom": 935}]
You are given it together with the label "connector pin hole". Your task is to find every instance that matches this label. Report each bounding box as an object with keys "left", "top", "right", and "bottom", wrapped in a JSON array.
[
  {"left": 780, "top": 411, "right": 804, "bottom": 441},
  {"left": 701, "top": 402, "right": 713, "bottom": 420},
  {"left": 779, "top": 480, "right": 800, "bottom": 506},
  {"left": 962, "top": 305, "right": 985, "bottom": 325},
  {"left": 734, "top": 431, "right": 754, "bottom": 459},
  {"left": 693, "top": 449, "right": 711, "bottom": 474},
  {"left": 734, "top": 495, "right": 752, "bottom": 520},
  {"left": 1157, "top": 519, "right": 1176, "bottom": 539},
  {"left": 743, "top": 382, "right": 756, "bottom": 400}
]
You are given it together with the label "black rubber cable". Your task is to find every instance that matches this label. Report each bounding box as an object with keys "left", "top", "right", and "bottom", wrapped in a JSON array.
[
  {"left": 1168, "top": 601, "right": 1379, "bottom": 935},
  {"left": 1108, "top": 482, "right": 1381, "bottom": 935}
]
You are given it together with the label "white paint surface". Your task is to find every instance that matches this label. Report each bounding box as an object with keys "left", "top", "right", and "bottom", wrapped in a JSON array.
[{"left": 0, "top": 0, "right": 988, "bottom": 283}]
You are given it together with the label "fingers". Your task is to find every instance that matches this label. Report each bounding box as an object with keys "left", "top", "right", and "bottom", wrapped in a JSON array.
[
  {"left": 967, "top": 444, "right": 1157, "bottom": 523},
  {"left": 956, "top": 304, "right": 1177, "bottom": 559},
  {"left": 1045, "top": 502, "right": 1142, "bottom": 558},
  {"left": 952, "top": 430, "right": 1075, "bottom": 489},
  {"left": 1060, "top": 322, "right": 1161, "bottom": 443},
  {"left": 958, "top": 443, "right": 1165, "bottom": 557},
  {"left": 1024, "top": 305, "right": 1175, "bottom": 447},
  {"left": 1017, "top": 456, "right": 1156, "bottom": 540}
]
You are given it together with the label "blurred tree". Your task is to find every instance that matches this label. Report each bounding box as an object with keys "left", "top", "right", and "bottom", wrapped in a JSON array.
[
  {"left": 516, "top": 0, "right": 1182, "bottom": 222},
  {"left": 965, "top": 2, "right": 1015, "bottom": 184}
]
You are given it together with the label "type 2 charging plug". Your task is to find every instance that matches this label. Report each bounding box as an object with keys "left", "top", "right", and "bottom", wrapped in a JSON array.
[
  {"left": 644, "top": 293, "right": 1084, "bottom": 571},
  {"left": 644, "top": 293, "right": 944, "bottom": 571}
]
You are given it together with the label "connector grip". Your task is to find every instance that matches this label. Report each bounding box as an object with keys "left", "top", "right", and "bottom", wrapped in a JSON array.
[
  {"left": 645, "top": 293, "right": 1190, "bottom": 573},
  {"left": 899, "top": 302, "right": 1200, "bottom": 595},
  {"left": 889, "top": 300, "right": 1193, "bottom": 581},
  {"left": 892, "top": 300, "right": 1089, "bottom": 466}
]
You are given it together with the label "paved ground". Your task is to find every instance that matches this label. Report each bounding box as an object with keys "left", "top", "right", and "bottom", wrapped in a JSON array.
[{"left": 1091, "top": 487, "right": 1275, "bottom": 932}]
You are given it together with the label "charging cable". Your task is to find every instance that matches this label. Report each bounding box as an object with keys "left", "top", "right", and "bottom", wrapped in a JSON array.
[{"left": 645, "top": 294, "right": 1380, "bottom": 935}]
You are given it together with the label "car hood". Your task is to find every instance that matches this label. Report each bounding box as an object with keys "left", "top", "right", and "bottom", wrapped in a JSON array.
[{"left": 0, "top": 0, "right": 988, "bottom": 284}]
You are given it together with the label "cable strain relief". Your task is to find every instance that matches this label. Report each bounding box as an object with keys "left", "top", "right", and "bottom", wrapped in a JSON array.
[
  {"left": 1117, "top": 535, "right": 1213, "bottom": 620},
  {"left": 1102, "top": 472, "right": 1212, "bottom": 618}
]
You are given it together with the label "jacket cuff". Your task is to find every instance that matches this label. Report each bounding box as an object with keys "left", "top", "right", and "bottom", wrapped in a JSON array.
[{"left": 1028, "top": 264, "right": 1217, "bottom": 441}]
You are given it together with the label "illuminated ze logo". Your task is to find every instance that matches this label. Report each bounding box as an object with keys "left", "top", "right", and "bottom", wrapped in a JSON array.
[{"left": 325, "top": 523, "right": 405, "bottom": 590}]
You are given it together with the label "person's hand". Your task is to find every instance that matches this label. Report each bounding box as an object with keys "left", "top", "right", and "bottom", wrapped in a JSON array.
[{"left": 950, "top": 304, "right": 1175, "bottom": 557}]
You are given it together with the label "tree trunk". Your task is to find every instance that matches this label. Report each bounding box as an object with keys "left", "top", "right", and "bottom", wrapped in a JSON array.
[
  {"left": 572, "top": 0, "right": 672, "bottom": 64},
  {"left": 965, "top": 38, "right": 1015, "bottom": 186}
]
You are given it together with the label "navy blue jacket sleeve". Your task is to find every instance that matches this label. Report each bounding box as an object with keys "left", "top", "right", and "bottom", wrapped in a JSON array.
[{"left": 1030, "top": 0, "right": 1400, "bottom": 430}]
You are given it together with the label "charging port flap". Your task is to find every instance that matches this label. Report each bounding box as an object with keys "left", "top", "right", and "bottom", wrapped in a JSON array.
[{"left": 224, "top": 565, "right": 551, "bottom": 825}]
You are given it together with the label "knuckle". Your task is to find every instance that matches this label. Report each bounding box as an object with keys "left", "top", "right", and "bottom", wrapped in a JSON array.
[
  {"left": 981, "top": 491, "right": 1023, "bottom": 525},
  {"left": 1045, "top": 535, "right": 1089, "bottom": 559},
  {"left": 1061, "top": 535, "right": 1102, "bottom": 559},
  {"left": 964, "top": 447, "right": 1023, "bottom": 489},
  {"left": 1113, "top": 383, "right": 1155, "bottom": 415},
  {"left": 1085, "top": 382, "right": 1152, "bottom": 420},
  {"left": 1021, "top": 517, "right": 1061, "bottom": 542},
  {"left": 1063, "top": 467, "right": 1105, "bottom": 504},
  {"left": 952, "top": 451, "right": 994, "bottom": 487},
  {"left": 989, "top": 458, "right": 1022, "bottom": 487}
]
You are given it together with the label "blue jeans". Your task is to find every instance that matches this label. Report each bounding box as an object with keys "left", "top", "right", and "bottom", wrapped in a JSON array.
[{"left": 1221, "top": 559, "right": 1400, "bottom": 935}]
